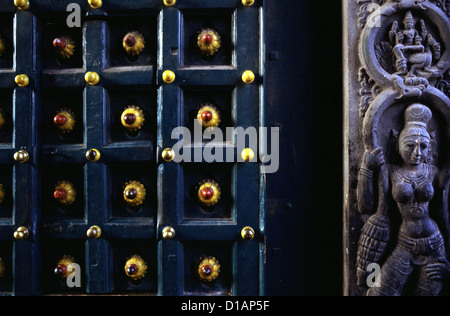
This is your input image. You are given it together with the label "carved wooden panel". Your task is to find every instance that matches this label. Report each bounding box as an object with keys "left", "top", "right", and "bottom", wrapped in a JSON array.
[{"left": 344, "top": 0, "right": 450, "bottom": 296}]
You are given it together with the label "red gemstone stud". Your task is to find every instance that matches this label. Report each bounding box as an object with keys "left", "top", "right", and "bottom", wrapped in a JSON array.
[
  {"left": 53, "top": 38, "right": 67, "bottom": 51},
  {"left": 201, "top": 187, "right": 215, "bottom": 201},
  {"left": 54, "top": 188, "right": 67, "bottom": 201}
]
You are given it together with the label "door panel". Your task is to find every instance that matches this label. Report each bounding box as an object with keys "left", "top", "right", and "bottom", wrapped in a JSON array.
[{"left": 0, "top": 0, "right": 262, "bottom": 296}]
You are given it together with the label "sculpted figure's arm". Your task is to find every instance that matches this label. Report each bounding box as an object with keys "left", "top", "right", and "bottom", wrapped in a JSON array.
[
  {"left": 357, "top": 147, "right": 386, "bottom": 214},
  {"left": 389, "top": 21, "right": 399, "bottom": 45}
]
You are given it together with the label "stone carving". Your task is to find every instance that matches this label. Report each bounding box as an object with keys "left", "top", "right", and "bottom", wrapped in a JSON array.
[
  {"left": 347, "top": 0, "right": 450, "bottom": 296},
  {"left": 356, "top": 103, "right": 450, "bottom": 295}
]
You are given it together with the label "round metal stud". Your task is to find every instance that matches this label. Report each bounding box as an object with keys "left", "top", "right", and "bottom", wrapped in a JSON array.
[
  {"left": 242, "top": 0, "right": 255, "bottom": 6},
  {"left": 162, "top": 70, "right": 175, "bottom": 84},
  {"left": 53, "top": 36, "right": 75, "bottom": 60},
  {"left": 197, "top": 29, "right": 221, "bottom": 57},
  {"left": 123, "top": 181, "right": 146, "bottom": 207},
  {"left": 88, "top": 0, "right": 102, "bottom": 9},
  {"left": 54, "top": 181, "right": 77, "bottom": 206},
  {"left": 86, "top": 148, "right": 101, "bottom": 162},
  {"left": 163, "top": 0, "right": 176, "bottom": 6},
  {"left": 15, "top": 74, "right": 29, "bottom": 87},
  {"left": 242, "top": 70, "right": 255, "bottom": 84},
  {"left": 14, "top": 150, "right": 29, "bottom": 163},
  {"left": 0, "top": 258, "right": 5, "bottom": 278},
  {"left": 0, "top": 184, "right": 5, "bottom": 205},
  {"left": 161, "top": 148, "right": 175, "bottom": 162},
  {"left": 14, "top": 226, "right": 29, "bottom": 240},
  {"left": 86, "top": 225, "right": 102, "bottom": 239},
  {"left": 120, "top": 106, "right": 145, "bottom": 132},
  {"left": 241, "top": 226, "right": 255, "bottom": 240},
  {"left": 14, "top": 0, "right": 29, "bottom": 10},
  {"left": 54, "top": 255, "right": 76, "bottom": 279},
  {"left": 197, "top": 180, "right": 221, "bottom": 207},
  {"left": 53, "top": 109, "right": 76, "bottom": 134},
  {"left": 197, "top": 104, "right": 221, "bottom": 128},
  {"left": 0, "top": 110, "right": 5, "bottom": 130},
  {"left": 241, "top": 148, "right": 255, "bottom": 162},
  {"left": 85, "top": 72, "right": 100, "bottom": 85},
  {"left": 162, "top": 226, "right": 175, "bottom": 240},
  {"left": 122, "top": 31, "right": 145, "bottom": 57},
  {"left": 124, "top": 255, "right": 148, "bottom": 280},
  {"left": 0, "top": 37, "right": 5, "bottom": 58},
  {"left": 197, "top": 257, "right": 221, "bottom": 282}
]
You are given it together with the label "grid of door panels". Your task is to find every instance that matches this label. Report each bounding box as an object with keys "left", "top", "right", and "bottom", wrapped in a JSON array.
[{"left": 0, "top": 0, "right": 262, "bottom": 295}]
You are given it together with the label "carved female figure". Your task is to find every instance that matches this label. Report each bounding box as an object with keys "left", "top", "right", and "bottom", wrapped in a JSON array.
[{"left": 357, "top": 103, "right": 450, "bottom": 296}]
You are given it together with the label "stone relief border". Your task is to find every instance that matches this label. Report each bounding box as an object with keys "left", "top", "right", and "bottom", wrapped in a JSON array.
[{"left": 346, "top": 0, "right": 450, "bottom": 296}]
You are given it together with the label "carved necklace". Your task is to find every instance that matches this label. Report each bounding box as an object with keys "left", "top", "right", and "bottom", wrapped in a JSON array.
[{"left": 392, "top": 164, "right": 429, "bottom": 189}]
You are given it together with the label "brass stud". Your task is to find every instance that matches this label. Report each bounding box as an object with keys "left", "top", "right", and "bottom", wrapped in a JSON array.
[
  {"left": 242, "top": 70, "right": 255, "bottom": 84},
  {"left": 86, "top": 225, "right": 102, "bottom": 239},
  {"left": 86, "top": 148, "right": 101, "bottom": 162},
  {"left": 14, "top": 150, "right": 29, "bottom": 163},
  {"left": 163, "top": 0, "right": 176, "bottom": 6},
  {"left": 88, "top": 0, "right": 102, "bottom": 9},
  {"left": 120, "top": 106, "right": 145, "bottom": 132},
  {"left": 124, "top": 255, "right": 148, "bottom": 280},
  {"left": 14, "top": 0, "right": 29, "bottom": 10},
  {"left": 197, "top": 257, "right": 221, "bottom": 282},
  {"left": 14, "top": 226, "right": 29, "bottom": 240},
  {"left": 242, "top": 0, "right": 255, "bottom": 6},
  {"left": 123, "top": 181, "right": 146, "bottom": 207},
  {"left": 0, "top": 258, "right": 5, "bottom": 278},
  {"left": 85, "top": 71, "right": 100, "bottom": 85},
  {"left": 54, "top": 255, "right": 76, "bottom": 279},
  {"left": 162, "top": 70, "right": 175, "bottom": 84},
  {"left": 161, "top": 148, "right": 175, "bottom": 162},
  {"left": 241, "top": 148, "right": 255, "bottom": 162},
  {"left": 0, "top": 184, "right": 5, "bottom": 205},
  {"left": 15, "top": 74, "right": 29, "bottom": 87},
  {"left": 162, "top": 226, "right": 175, "bottom": 240},
  {"left": 0, "top": 37, "right": 5, "bottom": 58},
  {"left": 241, "top": 226, "right": 255, "bottom": 240}
]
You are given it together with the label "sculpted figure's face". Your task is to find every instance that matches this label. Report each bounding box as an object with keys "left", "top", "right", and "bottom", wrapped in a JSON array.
[
  {"left": 399, "top": 136, "right": 430, "bottom": 166},
  {"left": 404, "top": 19, "right": 414, "bottom": 30}
]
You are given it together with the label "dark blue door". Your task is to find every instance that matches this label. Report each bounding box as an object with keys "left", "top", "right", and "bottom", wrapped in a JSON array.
[{"left": 0, "top": 0, "right": 263, "bottom": 296}]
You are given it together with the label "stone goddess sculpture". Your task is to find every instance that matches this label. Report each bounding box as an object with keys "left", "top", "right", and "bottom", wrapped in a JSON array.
[{"left": 357, "top": 103, "right": 450, "bottom": 296}]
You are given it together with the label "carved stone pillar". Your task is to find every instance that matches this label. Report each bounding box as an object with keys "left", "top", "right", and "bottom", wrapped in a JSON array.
[{"left": 344, "top": 0, "right": 450, "bottom": 296}]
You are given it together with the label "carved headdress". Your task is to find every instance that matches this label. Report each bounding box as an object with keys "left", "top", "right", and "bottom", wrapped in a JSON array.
[
  {"left": 399, "top": 103, "right": 432, "bottom": 141},
  {"left": 403, "top": 11, "right": 414, "bottom": 24}
]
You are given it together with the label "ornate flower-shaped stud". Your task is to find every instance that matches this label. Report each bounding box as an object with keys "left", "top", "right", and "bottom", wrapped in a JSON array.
[
  {"left": 54, "top": 181, "right": 77, "bottom": 206},
  {"left": 197, "top": 104, "right": 221, "bottom": 128},
  {"left": 123, "top": 181, "right": 146, "bottom": 207},
  {"left": 54, "top": 255, "right": 77, "bottom": 279},
  {"left": 122, "top": 31, "right": 145, "bottom": 57},
  {"left": 198, "top": 180, "right": 221, "bottom": 207},
  {"left": 197, "top": 257, "right": 221, "bottom": 282},
  {"left": 53, "top": 37, "right": 75, "bottom": 60},
  {"left": 120, "top": 106, "right": 145, "bottom": 132},
  {"left": 197, "top": 28, "right": 221, "bottom": 57},
  {"left": 53, "top": 109, "right": 76, "bottom": 134},
  {"left": 124, "top": 255, "right": 148, "bottom": 280}
]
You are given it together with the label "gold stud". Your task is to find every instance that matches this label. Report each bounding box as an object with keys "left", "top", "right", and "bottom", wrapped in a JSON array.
[
  {"left": 241, "top": 148, "right": 255, "bottom": 162},
  {"left": 54, "top": 255, "right": 77, "bottom": 279},
  {"left": 161, "top": 148, "right": 175, "bottom": 162},
  {"left": 53, "top": 109, "right": 76, "bottom": 134},
  {"left": 0, "top": 258, "right": 5, "bottom": 278},
  {"left": 163, "top": 0, "right": 176, "bottom": 6},
  {"left": 15, "top": 74, "right": 29, "bottom": 87},
  {"left": 86, "top": 225, "right": 102, "bottom": 239},
  {"left": 242, "top": 0, "right": 255, "bottom": 6},
  {"left": 14, "top": 226, "right": 29, "bottom": 240},
  {"left": 197, "top": 104, "right": 221, "bottom": 128},
  {"left": 162, "top": 226, "right": 175, "bottom": 240},
  {"left": 88, "top": 0, "right": 102, "bottom": 9},
  {"left": 54, "top": 181, "right": 77, "bottom": 206},
  {"left": 162, "top": 70, "right": 175, "bottom": 84},
  {"left": 86, "top": 148, "right": 101, "bottom": 162},
  {"left": 53, "top": 37, "right": 75, "bottom": 60},
  {"left": 0, "top": 184, "right": 5, "bottom": 205},
  {"left": 242, "top": 70, "right": 255, "bottom": 84},
  {"left": 14, "top": 0, "right": 29, "bottom": 10},
  {"left": 197, "top": 28, "right": 221, "bottom": 57},
  {"left": 241, "top": 226, "right": 255, "bottom": 240},
  {"left": 124, "top": 255, "right": 148, "bottom": 280},
  {"left": 123, "top": 181, "right": 146, "bottom": 207},
  {"left": 0, "top": 37, "right": 5, "bottom": 58},
  {"left": 197, "top": 257, "right": 221, "bottom": 282},
  {"left": 198, "top": 180, "right": 221, "bottom": 207},
  {"left": 0, "top": 110, "right": 5, "bottom": 130},
  {"left": 122, "top": 31, "right": 145, "bottom": 57},
  {"left": 14, "top": 150, "right": 29, "bottom": 163},
  {"left": 120, "top": 106, "right": 145, "bottom": 132},
  {"left": 85, "top": 72, "right": 100, "bottom": 85}
]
